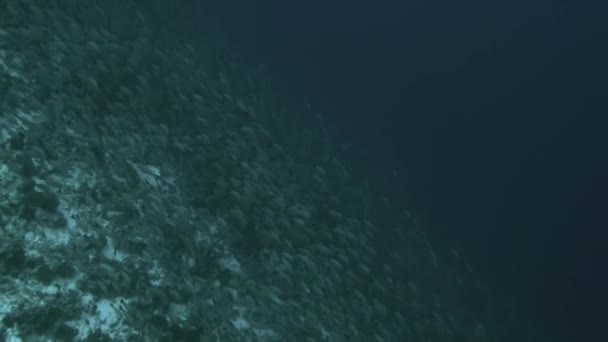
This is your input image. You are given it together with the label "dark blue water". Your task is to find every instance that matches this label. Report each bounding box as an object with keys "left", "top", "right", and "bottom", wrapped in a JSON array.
[{"left": 241, "top": 0, "right": 608, "bottom": 340}]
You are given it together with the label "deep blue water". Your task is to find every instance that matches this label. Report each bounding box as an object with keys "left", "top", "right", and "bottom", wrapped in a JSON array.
[{"left": 240, "top": 0, "right": 608, "bottom": 340}]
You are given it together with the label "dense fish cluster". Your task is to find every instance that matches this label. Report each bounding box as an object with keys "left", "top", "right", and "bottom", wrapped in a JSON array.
[{"left": 0, "top": 1, "right": 515, "bottom": 341}]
